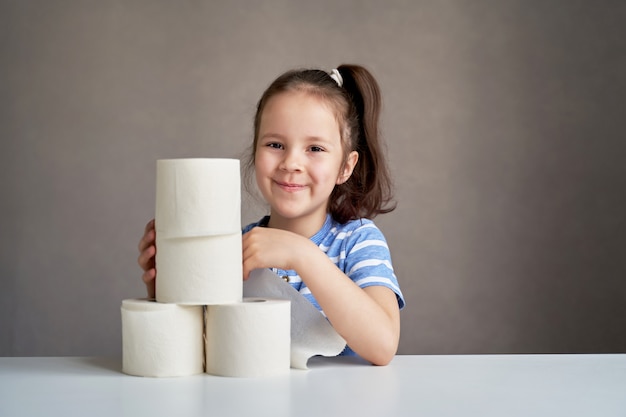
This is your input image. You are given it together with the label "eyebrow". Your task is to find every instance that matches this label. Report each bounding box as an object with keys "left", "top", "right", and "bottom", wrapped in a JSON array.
[{"left": 258, "top": 133, "right": 286, "bottom": 141}]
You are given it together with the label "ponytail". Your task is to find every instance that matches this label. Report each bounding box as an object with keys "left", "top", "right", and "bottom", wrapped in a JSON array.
[{"left": 329, "top": 64, "right": 396, "bottom": 223}]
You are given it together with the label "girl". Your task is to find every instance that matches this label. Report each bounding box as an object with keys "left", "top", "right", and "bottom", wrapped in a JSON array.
[{"left": 138, "top": 64, "right": 405, "bottom": 365}]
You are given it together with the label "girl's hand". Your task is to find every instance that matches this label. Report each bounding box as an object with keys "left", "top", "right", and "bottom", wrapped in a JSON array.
[
  {"left": 137, "top": 219, "right": 156, "bottom": 298},
  {"left": 242, "top": 227, "right": 317, "bottom": 279}
]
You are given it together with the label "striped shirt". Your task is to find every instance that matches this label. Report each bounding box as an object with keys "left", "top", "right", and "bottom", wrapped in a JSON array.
[{"left": 242, "top": 214, "right": 405, "bottom": 312}]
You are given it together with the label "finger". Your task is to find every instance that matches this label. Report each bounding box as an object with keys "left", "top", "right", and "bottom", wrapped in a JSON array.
[
  {"left": 138, "top": 228, "right": 155, "bottom": 252},
  {"left": 137, "top": 246, "right": 151, "bottom": 268},
  {"left": 242, "top": 247, "right": 268, "bottom": 280},
  {"left": 138, "top": 219, "right": 155, "bottom": 251},
  {"left": 241, "top": 234, "right": 254, "bottom": 261},
  {"left": 241, "top": 230, "right": 252, "bottom": 251},
  {"left": 242, "top": 257, "right": 257, "bottom": 281},
  {"left": 141, "top": 268, "right": 156, "bottom": 285},
  {"left": 144, "top": 218, "right": 155, "bottom": 234},
  {"left": 144, "top": 273, "right": 156, "bottom": 299},
  {"left": 137, "top": 245, "right": 156, "bottom": 270},
  {"left": 241, "top": 240, "right": 258, "bottom": 266}
]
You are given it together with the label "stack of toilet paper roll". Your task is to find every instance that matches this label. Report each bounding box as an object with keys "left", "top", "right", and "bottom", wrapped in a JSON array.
[
  {"left": 154, "top": 158, "right": 243, "bottom": 305},
  {"left": 121, "top": 158, "right": 345, "bottom": 378}
]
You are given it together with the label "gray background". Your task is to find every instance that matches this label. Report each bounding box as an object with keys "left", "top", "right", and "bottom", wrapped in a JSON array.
[{"left": 1, "top": 0, "right": 625, "bottom": 357}]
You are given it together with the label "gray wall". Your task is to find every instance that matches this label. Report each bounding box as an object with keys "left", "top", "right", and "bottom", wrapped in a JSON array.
[{"left": 1, "top": 0, "right": 625, "bottom": 357}]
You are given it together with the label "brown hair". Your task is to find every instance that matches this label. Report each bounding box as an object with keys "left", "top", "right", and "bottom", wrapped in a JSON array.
[{"left": 244, "top": 64, "right": 395, "bottom": 224}]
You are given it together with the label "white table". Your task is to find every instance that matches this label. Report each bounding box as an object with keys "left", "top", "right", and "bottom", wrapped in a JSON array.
[{"left": 1, "top": 354, "right": 625, "bottom": 416}]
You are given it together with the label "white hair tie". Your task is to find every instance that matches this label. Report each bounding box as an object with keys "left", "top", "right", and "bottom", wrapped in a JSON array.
[{"left": 329, "top": 69, "right": 343, "bottom": 87}]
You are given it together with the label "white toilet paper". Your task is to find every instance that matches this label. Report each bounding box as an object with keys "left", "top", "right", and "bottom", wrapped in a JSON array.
[
  {"left": 155, "top": 158, "right": 241, "bottom": 238},
  {"left": 121, "top": 299, "right": 204, "bottom": 377},
  {"left": 205, "top": 298, "right": 291, "bottom": 377},
  {"left": 243, "top": 269, "right": 347, "bottom": 369},
  {"left": 155, "top": 233, "right": 243, "bottom": 305}
]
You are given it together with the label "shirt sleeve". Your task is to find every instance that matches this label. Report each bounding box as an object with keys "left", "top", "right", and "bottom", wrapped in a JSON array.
[{"left": 343, "top": 222, "right": 405, "bottom": 309}]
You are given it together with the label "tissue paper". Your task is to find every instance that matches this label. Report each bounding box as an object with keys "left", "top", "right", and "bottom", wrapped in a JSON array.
[
  {"left": 155, "top": 158, "right": 241, "bottom": 238},
  {"left": 243, "top": 269, "right": 347, "bottom": 369},
  {"left": 155, "top": 233, "right": 243, "bottom": 304},
  {"left": 121, "top": 299, "right": 204, "bottom": 377},
  {"left": 205, "top": 298, "right": 291, "bottom": 377}
]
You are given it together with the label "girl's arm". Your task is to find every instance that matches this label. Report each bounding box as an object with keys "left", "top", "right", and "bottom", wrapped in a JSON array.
[{"left": 242, "top": 227, "right": 400, "bottom": 366}]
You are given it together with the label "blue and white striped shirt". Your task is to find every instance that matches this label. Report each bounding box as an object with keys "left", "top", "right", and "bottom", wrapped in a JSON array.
[{"left": 242, "top": 214, "right": 405, "bottom": 312}]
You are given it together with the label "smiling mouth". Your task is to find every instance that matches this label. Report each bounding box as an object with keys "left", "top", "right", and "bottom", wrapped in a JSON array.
[{"left": 274, "top": 181, "right": 306, "bottom": 192}]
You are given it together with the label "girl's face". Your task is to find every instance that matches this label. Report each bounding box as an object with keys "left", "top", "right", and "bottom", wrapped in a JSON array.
[{"left": 255, "top": 90, "right": 357, "bottom": 234}]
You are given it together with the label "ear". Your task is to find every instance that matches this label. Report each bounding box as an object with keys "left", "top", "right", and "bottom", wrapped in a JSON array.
[{"left": 337, "top": 151, "right": 359, "bottom": 185}]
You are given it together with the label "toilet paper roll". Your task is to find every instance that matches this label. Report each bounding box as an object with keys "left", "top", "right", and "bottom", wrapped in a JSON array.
[
  {"left": 155, "top": 158, "right": 241, "bottom": 238},
  {"left": 155, "top": 233, "right": 243, "bottom": 305},
  {"left": 121, "top": 299, "right": 204, "bottom": 377},
  {"left": 205, "top": 298, "right": 291, "bottom": 377},
  {"left": 243, "top": 268, "right": 347, "bottom": 369}
]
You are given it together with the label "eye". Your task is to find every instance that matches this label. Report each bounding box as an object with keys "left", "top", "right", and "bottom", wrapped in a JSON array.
[
  {"left": 266, "top": 142, "right": 284, "bottom": 150},
  {"left": 309, "top": 145, "right": 325, "bottom": 152}
]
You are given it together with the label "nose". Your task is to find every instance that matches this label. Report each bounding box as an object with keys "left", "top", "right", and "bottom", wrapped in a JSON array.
[{"left": 279, "top": 149, "right": 303, "bottom": 172}]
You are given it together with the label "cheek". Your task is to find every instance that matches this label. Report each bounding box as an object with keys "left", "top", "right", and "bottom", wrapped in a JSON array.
[
  {"left": 312, "top": 160, "right": 344, "bottom": 185},
  {"left": 254, "top": 151, "right": 271, "bottom": 175},
  {"left": 254, "top": 163, "right": 270, "bottom": 197},
  {"left": 254, "top": 152, "right": 277, "bottom": 194}
]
